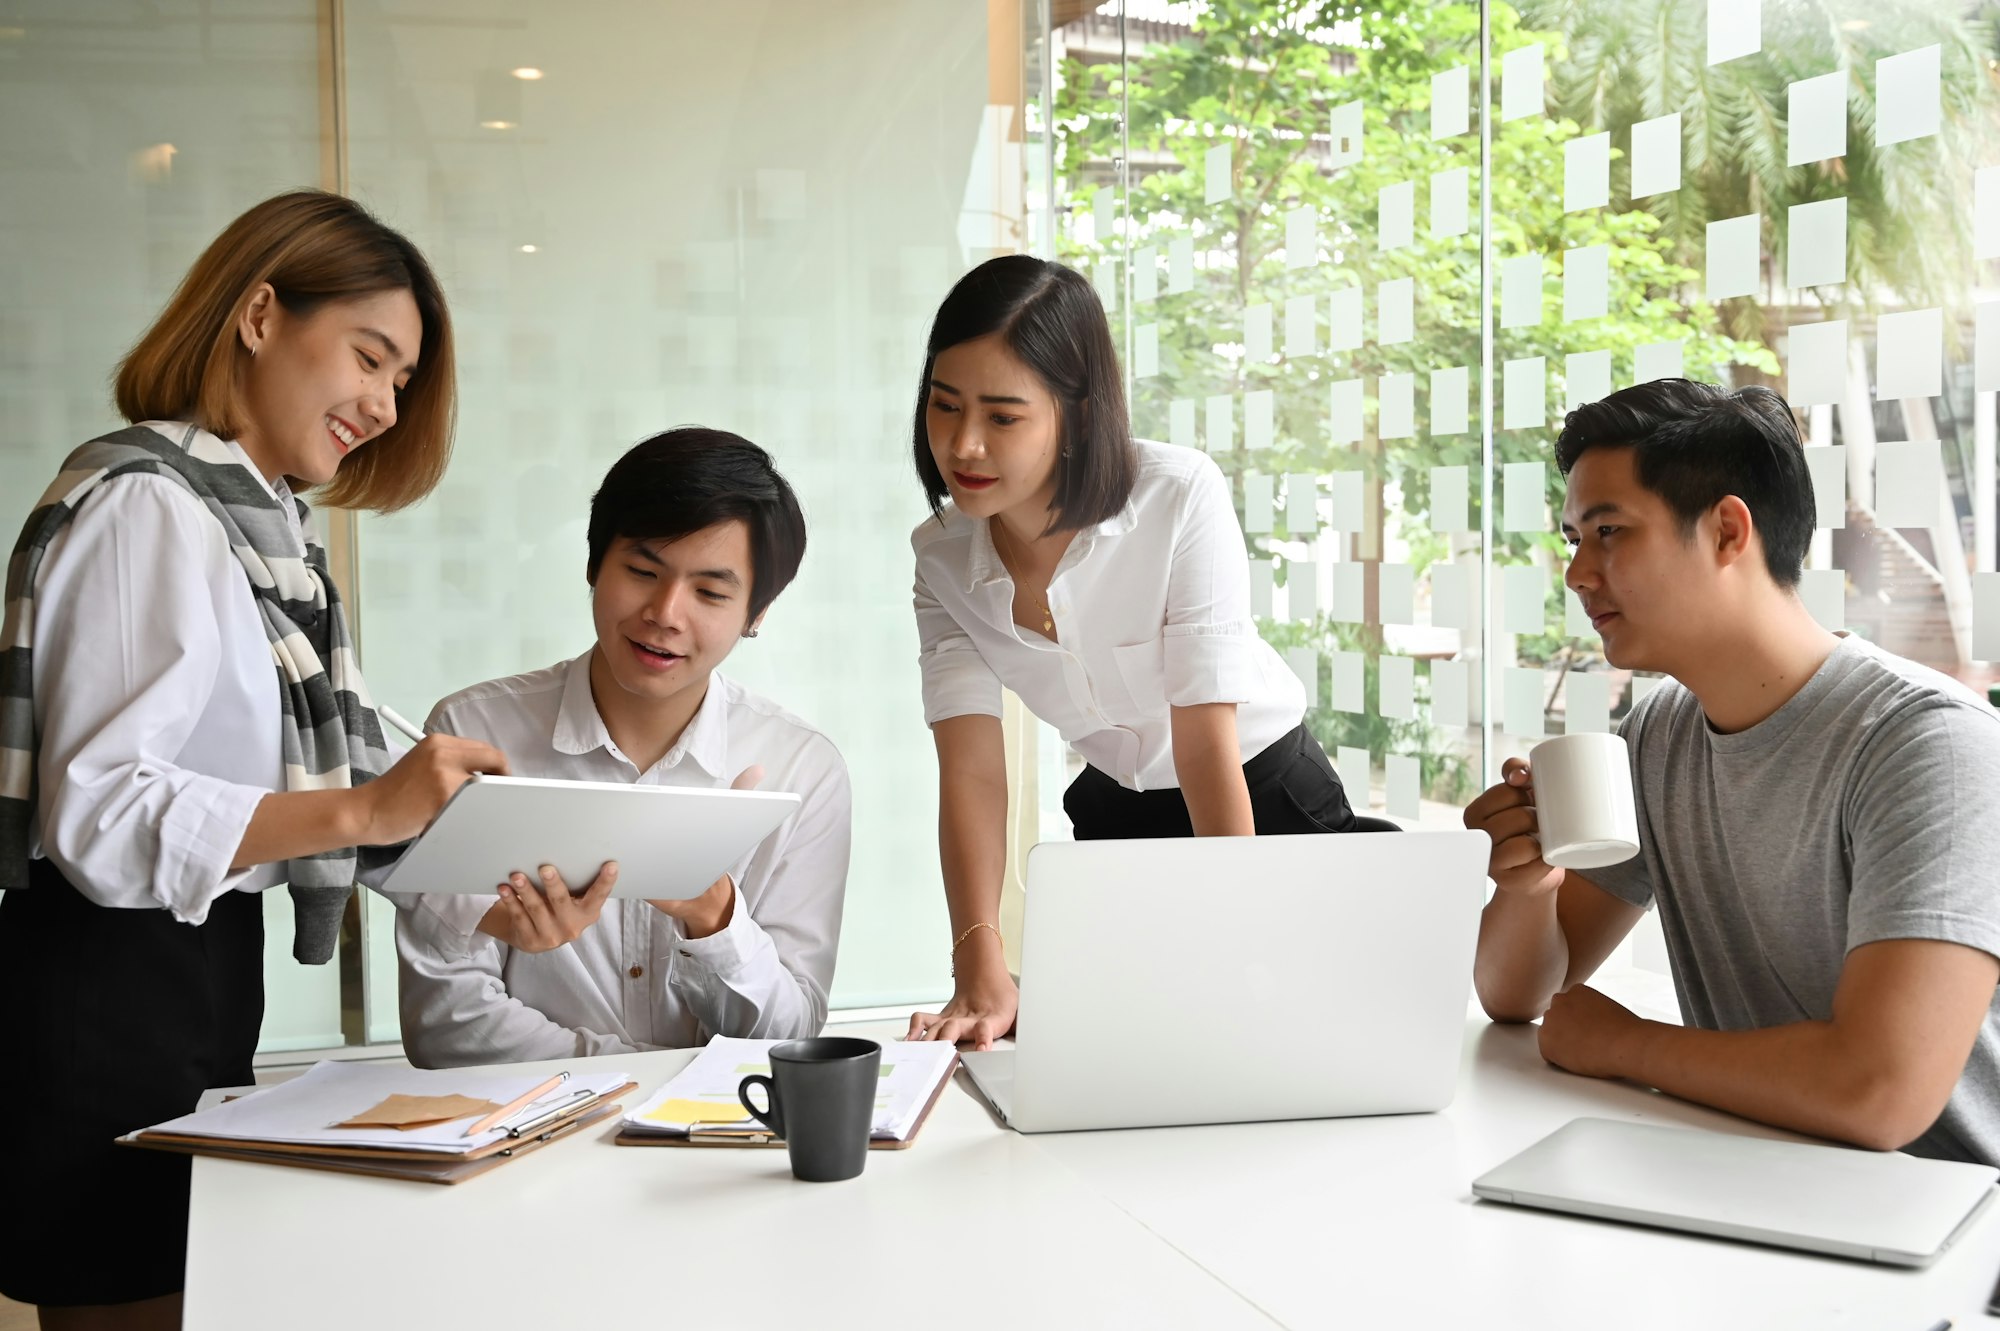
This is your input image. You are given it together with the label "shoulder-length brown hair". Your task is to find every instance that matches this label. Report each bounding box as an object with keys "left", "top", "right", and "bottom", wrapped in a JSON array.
[{"left": 114, "top": 189, "right": 455, "bottom": 513}]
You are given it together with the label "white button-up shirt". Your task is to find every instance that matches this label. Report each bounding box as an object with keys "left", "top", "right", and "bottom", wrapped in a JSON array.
[
  {"left": 27, "top": 423, "right": 308, "bottom": 918},
  {"left": 393, "top": 653, "right": 851, "bottom": 1068},
  {"left": 912, "top": 439, "right": 1303, "bottom": 792}
]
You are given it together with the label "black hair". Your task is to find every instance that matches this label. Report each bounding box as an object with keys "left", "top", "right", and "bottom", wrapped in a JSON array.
[
  {"left": 912, "top": 255, "right": 1137, "bottom": 532},
  {"left": 1554, "top": 378, "right": 1814, "bottom": 588},
  {"left": 587, "top": 427, "right": 807, "bottom": 627}
]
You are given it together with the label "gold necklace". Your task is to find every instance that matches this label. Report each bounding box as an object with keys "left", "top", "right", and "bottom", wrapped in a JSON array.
[{"left": 994, "top": 521, "right": 1055, "bottom": 634}]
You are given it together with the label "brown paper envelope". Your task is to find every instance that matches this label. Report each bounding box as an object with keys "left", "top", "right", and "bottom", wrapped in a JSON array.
[{"left": 335, "top": 1093, "right": 505, "bottom": 1131}]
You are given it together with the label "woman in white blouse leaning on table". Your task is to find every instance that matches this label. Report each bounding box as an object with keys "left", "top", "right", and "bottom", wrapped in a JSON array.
[
  {"left": 0, "top": 192, "right": 571, "bottom": 1331},
  {"left": 905, "top": 256, "right": 1366, "bottom": 1051}
]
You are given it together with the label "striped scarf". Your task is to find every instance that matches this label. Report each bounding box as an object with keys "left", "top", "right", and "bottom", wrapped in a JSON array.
[{"left": 0, "top": 422, "right": 390, "bottom": 964}]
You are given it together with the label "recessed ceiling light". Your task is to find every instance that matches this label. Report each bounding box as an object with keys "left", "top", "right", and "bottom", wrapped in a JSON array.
[
  {"left": 479, "top": 119, "right": 518, "bottom": 130},
  {"left": 519, "top": 244, "right": 538, "bottom": 253},
  {"left": 1839, "top": 18, "right": 1869, "bottom": 29},
  {"left": 511, "top": 67, "right": 544, "bottom": 80}
]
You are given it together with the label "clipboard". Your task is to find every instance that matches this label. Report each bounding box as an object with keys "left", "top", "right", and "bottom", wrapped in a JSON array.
[
  {"left": 612, "top": 1057, "right": 956, "bottom": 1151},
  {"left": 124, "top": 1084, "right": 636, "bottom": 1184}
]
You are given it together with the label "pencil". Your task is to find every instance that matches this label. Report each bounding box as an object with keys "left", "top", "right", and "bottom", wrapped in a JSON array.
[{"left": 463, "top": 1071, "right": 569, "bottom": 1137}]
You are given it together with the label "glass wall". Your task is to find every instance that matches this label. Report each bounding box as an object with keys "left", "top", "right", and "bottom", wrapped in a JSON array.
[
  {"left": 341, "top": 0, "right": 1038, "bottom": 1014},
  {"left": 1055, "top": 0, "right": 1494, "bottom": 833},
  {"left": 1059, "top": 0, "right": 2000, "bottom": 842},
  {"left": 1059, "top": 0, "right": 2000, "bottom": 979},
  {"left": 1, "top": 1, "right": 1047, "bottom": 1043},
  {"left": 0, "top": 1, "right": 348, "bottom": 1051},
  {"left": 1488, "top": 0, "right": 2000, "bottom": 758},
  {"left": 7, "top": 0, "right": 1997, "bottom": 1050}
]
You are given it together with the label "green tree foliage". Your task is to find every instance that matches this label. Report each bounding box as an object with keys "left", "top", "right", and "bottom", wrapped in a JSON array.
[
  {"left": 1054, "top": 0, "right": 1770, "bottom": 799},
  {"left": 1523, "top": 0, "right": 1999, "bottom": 346}
]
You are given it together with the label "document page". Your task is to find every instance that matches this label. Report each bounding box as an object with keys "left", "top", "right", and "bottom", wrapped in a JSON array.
[
  {"left": 624, "top": 1037, "right": 957, "bottom": 1141},
  {"left": 134, "top": 1062, "right": 632, "bottom": 1155}
]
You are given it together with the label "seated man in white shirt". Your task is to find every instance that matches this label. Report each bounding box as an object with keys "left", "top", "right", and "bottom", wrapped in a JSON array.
[{"left": 394, "top": 427, "right": 852, "bottom": 1066}]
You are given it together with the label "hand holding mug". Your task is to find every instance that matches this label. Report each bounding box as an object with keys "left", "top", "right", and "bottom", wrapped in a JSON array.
[
  {"left": 1526, "top": 733, "right": 1640, "bottom": 871},
  {"left": 1463, "top": 759, "right": 1564, "bottom": 900}
]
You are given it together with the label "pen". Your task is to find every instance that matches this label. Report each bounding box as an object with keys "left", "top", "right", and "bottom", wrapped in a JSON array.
[
  {"left": 463, "top": 1071, "right": 569, "bottom": 1138},
  {"left": 1919, "top": 1320, "right": 1950, "bottom": 1331},
  {"left": 503, "top": 1089, "right": 598, "bottom": 1139}
]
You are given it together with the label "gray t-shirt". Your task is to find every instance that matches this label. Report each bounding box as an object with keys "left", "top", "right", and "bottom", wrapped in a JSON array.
[{"left": 1588, "top": 635, "right": 2000, "bottom": 1164}]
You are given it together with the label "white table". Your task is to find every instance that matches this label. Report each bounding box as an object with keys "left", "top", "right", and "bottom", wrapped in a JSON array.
[{"left": 186, "top": 1009, "right": 2000, "bottom": 1330}]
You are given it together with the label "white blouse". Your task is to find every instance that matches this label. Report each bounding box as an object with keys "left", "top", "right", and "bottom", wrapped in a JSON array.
[
  {"left": 28, "top": 423, "right": 299, "bottom": 918},
  {"left": 912, "top": 439, "right": 1303, "bottom": 792}
]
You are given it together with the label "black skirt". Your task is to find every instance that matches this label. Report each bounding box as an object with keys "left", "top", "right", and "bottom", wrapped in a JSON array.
[
  {"left": 1062, "top": 722, "right": 1360, "bottom": 839},
  {"left": 0, "top": 856, "right": 264, "bottom": 1307}
]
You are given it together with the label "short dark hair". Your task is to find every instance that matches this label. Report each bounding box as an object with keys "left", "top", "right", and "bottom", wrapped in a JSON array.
[
  {"left": 1554, "top": 378, "right": 1814, "bottom": 588},
  {"left": 587, "top": 427, "right": 807, "bottom": 626},
  {"left": 912, "top": 255, "right": 1136, "bottom": 532}
]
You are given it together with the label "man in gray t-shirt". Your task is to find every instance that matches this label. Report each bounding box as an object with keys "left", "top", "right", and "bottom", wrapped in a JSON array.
[
  {"left": 1468, "top": 378, "right": 2000, "bottom": 1162},
  {"left": 1590, "top": 638, "right": 2000, "bottom": 1161}
]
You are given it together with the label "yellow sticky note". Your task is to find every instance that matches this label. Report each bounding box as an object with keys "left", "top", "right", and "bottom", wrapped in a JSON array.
[{"left": 642, "top": 1098, "right": 751, "bottom": 1126}]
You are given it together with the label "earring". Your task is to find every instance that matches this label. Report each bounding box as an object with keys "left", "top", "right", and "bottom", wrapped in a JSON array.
[{"left": 743, "top": 629, "right": 760, "bottom": 639}]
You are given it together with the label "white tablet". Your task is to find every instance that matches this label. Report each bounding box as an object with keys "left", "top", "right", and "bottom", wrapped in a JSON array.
[{"left": 379, "top": 775, "right": 802, "bottom": 900}]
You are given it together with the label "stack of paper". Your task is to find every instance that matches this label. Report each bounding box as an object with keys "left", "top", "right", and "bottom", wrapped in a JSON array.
[
  {"left": 131, "top": 1062, "right": 634, "bottom": 1156},
  {"left": 622, "top": 1037, "right": 957, "bottom": 1143}
]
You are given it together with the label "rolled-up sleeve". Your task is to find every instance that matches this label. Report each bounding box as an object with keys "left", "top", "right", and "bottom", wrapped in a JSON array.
[
  {"left": 378, "top": 699, "right": 503, "bottom": 954},
  {"left": 32, "top": 477, "right": 271, "bottom": 919},
  {"left": 914, "top": 553, "right": 1003, "bottom": 725},
  {"left": 1161, "top": 457, "right": 1265, "bottom": 707}
]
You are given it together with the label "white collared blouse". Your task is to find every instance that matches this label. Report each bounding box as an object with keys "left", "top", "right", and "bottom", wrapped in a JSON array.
[
  {"left": 912, "top": 439, "right": 1303, "bottom": 792},
  {"left": 27, "top": 422, "right": 307, "bottom": 917}
]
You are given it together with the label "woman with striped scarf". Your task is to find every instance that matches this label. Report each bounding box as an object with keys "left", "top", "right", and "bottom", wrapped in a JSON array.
[{"left": 0, "top": 192, "right": 583, "bottom": 1330}]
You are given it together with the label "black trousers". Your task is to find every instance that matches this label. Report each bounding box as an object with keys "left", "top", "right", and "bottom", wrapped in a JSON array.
[
  {"left": 1063, "top": 723, "right": 1357, "bottom": 839},
  {"left": 0, "top": 856, "right": 264, "bottom": 1307}
]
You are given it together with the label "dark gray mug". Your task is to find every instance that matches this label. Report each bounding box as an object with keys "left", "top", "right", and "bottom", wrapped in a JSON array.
[{"left": 736, "top": 1037, "right": 881, "bottom": 1182}]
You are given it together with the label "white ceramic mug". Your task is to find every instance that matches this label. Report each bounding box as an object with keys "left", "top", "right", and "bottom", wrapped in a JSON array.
[{"left": 1527, "top": 732, "right": 1640, "bottom": 870}]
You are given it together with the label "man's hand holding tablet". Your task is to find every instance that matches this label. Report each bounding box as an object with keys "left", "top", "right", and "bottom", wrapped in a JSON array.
[
  {"left": 479, "top": 862, "right": 621, "bottom": 952},
  {"left": 471, "top": 763, "right": 768, "bottom": 953},
  {"left": 644, "top": 764, "right": 764, "bottom": 941}
]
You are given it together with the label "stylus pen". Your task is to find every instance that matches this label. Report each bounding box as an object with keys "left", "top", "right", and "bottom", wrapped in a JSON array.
[{"left": 378, "top": 704, "right": 426, "bottom": 743}]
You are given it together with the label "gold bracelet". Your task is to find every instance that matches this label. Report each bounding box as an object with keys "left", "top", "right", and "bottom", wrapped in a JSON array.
[{"left": 950, "top": 921, "right": 999, "bottom": 976}]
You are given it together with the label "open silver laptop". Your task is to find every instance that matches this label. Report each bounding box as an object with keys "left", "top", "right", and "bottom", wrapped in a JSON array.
[
  {"left": 1472, "top": 1117, "right": 2000, "bottom": 1267},
  {"left": 959, "top": 831, "right": 1488, "bottom": 1133}
]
